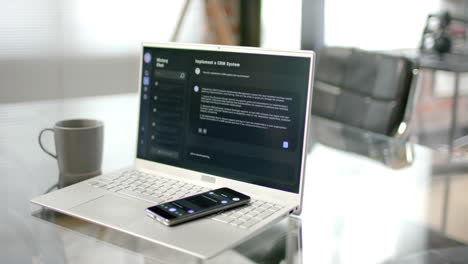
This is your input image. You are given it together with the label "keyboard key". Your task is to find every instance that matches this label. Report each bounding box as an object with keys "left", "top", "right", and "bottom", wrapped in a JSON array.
[
  {"left": 253, "top": 200, "right": 264, "bottom": 207},
  {"left": 238, "top": 208, "right": 251, "bottom": 214},
  {"left": 231, "top": 219, "right": 246, "bottom": 226},
  {"left": 256, "top": 210, "right": 274, "bottom": 219},
  {"left": 174, "top": 183, "right": 184, "bottom": 188},
  {"left": 270, "top": 205, "right": 283, "bottom": 212},
  {"left": 246, "top": 211, "right": 259, "bottom": 218},
  {"left": 230, "top": 213, "right": 243, "bottom": 219},
  {"left": 212, "top": 215, "right": 233, "bottom": 223},
  {"left": 109, "top": 187, "right": 122, "bottom": 192},
  {"left": 239, "top": 216, "right": 252, "bottom": 222}
]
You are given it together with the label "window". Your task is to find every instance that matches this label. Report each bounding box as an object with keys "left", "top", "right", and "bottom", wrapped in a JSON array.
[{"left": 325, "top": 0, "right": 440, "bottom": 50}]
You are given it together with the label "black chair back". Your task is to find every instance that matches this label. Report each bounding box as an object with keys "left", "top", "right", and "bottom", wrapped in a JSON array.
[{"left": 312, "top": 47, "right": 415, "bottom": 136}]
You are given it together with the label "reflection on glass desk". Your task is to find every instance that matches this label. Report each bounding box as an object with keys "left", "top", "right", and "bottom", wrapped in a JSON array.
[
  {"left": 311, "top": 116, "right": 414, "bottom": 169},
  {"left": 2, "top": 94, "right": 467, "bottom": 264}
]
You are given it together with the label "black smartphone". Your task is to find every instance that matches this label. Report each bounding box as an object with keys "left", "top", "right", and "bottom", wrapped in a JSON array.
[{"left": 145, "top": 187, "right": 250, "bottom": 226}]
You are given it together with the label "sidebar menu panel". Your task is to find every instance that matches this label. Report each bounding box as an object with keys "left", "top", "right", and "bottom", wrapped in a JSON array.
[
  {"left": 138, "top": 48, "right": 187, "bottom": 161},
  {"left": 138, "top": 50, "right": 153, "bottom": 157},
  {"left": 150, "top": 69, "right": 186, "bottom": 160}
]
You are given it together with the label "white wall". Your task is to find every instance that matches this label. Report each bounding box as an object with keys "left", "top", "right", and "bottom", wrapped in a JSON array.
[
  {"left": 261, "top": 1, "right": 302, "bottom": 49},
  {"left": 0, "top": 0, "right": 206, "bottom": 103},
  {"left": 324, "top": 0, "right": 441, "bottom": 50}
]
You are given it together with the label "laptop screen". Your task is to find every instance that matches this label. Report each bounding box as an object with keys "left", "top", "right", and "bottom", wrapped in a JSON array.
[{"left": 137, "top": 45, "right": 312, "bottom": 193}]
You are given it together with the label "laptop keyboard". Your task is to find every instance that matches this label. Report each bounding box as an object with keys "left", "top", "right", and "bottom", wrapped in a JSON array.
[
  {"left": 211, "top": 200, "right": 284, "bottom": 229},
  {"left": 87, "top": 169, "right": 285, "bottom": 229},
  {"left": 87, "top": 170, "right": 209, "bottom": 204}
]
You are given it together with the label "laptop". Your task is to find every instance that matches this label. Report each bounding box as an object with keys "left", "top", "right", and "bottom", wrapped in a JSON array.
[{"left": 31, "top": 42, "right": 315, "bottom": 259}]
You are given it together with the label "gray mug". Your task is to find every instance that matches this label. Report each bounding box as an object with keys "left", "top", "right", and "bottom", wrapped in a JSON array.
[{"left": 39, "top": 119, "right": 104, "bottom": 188}]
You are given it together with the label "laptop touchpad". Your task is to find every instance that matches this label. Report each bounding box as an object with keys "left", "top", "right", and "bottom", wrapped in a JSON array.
[{"left": 69, "top": 194, "right": 152, "bottom": 228}]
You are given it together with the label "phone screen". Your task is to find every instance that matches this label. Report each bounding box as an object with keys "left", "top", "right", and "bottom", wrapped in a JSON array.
[{"left": 146, "top": 187, "right": 250, "bottom": 225}]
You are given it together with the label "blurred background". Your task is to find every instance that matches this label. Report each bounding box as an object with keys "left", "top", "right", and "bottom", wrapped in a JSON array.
[
  {"left": 2, "top": 2, "right": 468, "bottom": 157},
  {"left": 2, "top": 0, "right": 467, "bottom": 148},
  {"left": 0, "top": 0, "right": 459, "bottom": 101}
]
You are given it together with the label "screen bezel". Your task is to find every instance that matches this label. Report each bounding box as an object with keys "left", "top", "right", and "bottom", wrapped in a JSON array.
[{"left": 134, "top": 42, "right": 315, "bottom": 214}]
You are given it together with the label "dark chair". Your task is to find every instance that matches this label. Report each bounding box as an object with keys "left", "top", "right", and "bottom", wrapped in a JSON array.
[
  {"left": 312, "top": 47, "right": 418, "bottom": 137},
  {"left": 310, "top": 47, "right": 419, "bottom": 168}
]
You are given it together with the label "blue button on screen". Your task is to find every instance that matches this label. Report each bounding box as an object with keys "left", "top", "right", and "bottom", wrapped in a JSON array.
[
  {"left": 144, "top": 52, "right": 152, "bottom": 63},
  {"left": 143, "top": 77, "right": 150, "bottom": 85},
  {"left": 282, "top": 141, "right": 289, "bottom": 149}
]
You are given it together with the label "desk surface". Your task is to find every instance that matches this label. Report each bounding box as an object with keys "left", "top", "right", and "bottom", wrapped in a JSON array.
[{"left": 1, "top": 94, "right": 466, "bottom": 264}]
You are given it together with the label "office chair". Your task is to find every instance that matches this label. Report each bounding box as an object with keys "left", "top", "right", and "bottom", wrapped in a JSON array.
[{"left": 311, "top": 47, "right": 419, "bottom": 168}]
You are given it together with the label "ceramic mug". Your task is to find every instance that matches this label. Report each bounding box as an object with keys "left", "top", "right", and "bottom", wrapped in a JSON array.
[{"left": 38, "top": 119, "right": 104, "bottom": 188}]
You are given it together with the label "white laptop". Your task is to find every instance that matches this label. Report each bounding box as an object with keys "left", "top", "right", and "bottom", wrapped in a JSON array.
[{"left": 31, "top": 42, "right": 315, "bottom": 259}]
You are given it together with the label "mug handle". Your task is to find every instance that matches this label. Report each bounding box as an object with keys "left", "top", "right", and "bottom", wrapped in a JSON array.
[{"left": 38, "top": 128, "right": 57, "bottom": 159}]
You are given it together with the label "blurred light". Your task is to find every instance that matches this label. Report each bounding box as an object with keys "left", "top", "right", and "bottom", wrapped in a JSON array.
[
  {"left": 71, "top": 0, "right": 185, "bottom": 54},
  {"left": 398, "top": 122, "right": 407, "bottom": 135},
  {"left": 261, "top": 1, "right": 302, "bottom": 49},
  {"left": 325, "top": 0, "right": 440, "bottom": 50}
]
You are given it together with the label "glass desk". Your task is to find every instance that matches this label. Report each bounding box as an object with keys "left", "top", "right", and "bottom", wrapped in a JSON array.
[{"left": 1, "top": 94, "right": 466, "bottom": 263}]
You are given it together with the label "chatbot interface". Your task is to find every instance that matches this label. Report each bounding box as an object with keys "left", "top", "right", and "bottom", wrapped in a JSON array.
[{"left": 137, "top": 47, "right": 311, "bottom": 193}]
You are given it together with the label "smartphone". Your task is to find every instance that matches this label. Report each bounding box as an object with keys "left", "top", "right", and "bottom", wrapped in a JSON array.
[{"left": 145, "top": 187, "right": 250, "bottom": 226}]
